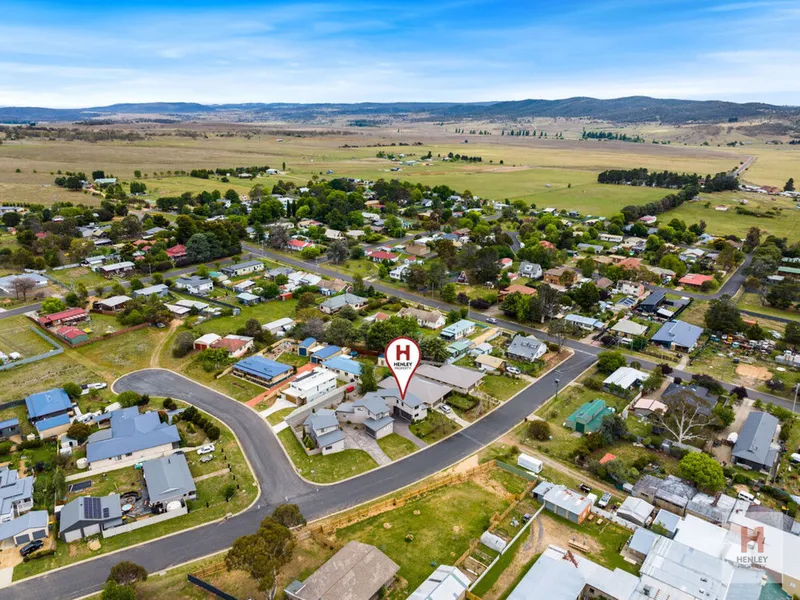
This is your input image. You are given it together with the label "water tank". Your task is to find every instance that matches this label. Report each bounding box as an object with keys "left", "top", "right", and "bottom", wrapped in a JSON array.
[
  {"left": 166, "top": 501, "right": 182, "bottom": 512},
  {"left": 76, "top": 457, "right": 88, "bottom": 470}
]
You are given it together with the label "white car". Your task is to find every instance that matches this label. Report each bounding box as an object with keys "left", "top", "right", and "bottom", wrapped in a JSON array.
[
  {"left": 506, "top": 366, "right": 521, "bottom": 375},
  {"left": 486, "top": 317, "right": 497, "bottom": 324},
  {"left": 790, "top": 453, "right": 800, "bottom": 464},
  {"left": 81, "top": 382, "right": 108, "bottom": 395},
  {"left": 197, "top": 444, "right": 215, "bottom": 455},
  {"left": 440, "top": 405, "right": 452, "bottom": 414}
]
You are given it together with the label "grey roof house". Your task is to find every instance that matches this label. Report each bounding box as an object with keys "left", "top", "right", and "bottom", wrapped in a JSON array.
[
  {"left": 506, "top": 334, "right": 547, "bottom": 362},
  {"left": 650, "top": 320, "right": 703, "bottom": 352},
  {"left": 59, "top": 494, "right": 123, "bottom": 542},
  {"left": 86, "top": 407, "right": 180, "bottom": 469},
  {"left": 0, "top": 466, "right": 34, "bottom": 522},
  {"left": 143, "top": 454, "right": 197, "bottom": 508},
  {"left": 632, "top": 474, "right": 695, "bottom": 515},
  {"left": 303, "top": 409, "right": 345, "bottom": 455},
  {"left": 285, "top": 540, "right": 399, "bottom": 600},
  {"left": 319, "top": 293, "right": 367, "bottom": 314},
  {"left": 732, "top": 411, "right": 779, "bottom": 472},
  {"left": 0, "top": 510, "right": 49, "bottom": 548}
]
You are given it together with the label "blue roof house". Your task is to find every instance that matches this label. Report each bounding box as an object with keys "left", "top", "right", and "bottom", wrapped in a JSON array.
[
  {"left": 231, "top": 356, "right": 293, "bottom": 387},
  {"left": 35, "top": 413, "right": 71, "bottom": 438},
  {"left": 651, "top": 320, "right": 703, "bottom": 352},
  {"left": 298, "top": 337, "right": 316, "bottom": 357},
  {"left": 323, "top": 356, "right": 362, "bottom": 382},
  {"left": 311, "top": 345, "right": 342, "bottom": 364},
  {"left": 85, "top": 407, "right": 180, "bottom": 470},
  {"left": 25, "top": 388, "right": 73, "bottom": 424},
  {"left": 0, "top": 418, "right": 20, "bottom": 440}
]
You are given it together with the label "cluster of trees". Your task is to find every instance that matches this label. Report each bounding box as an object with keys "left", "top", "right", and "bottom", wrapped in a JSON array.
[
  {"left": 178, "top": 405, "right": 221, "bottom": 441},
  {"left": 597, "top": 168, "right": 703, "bottom": 188},
  {"left": 582, "top": 130, "right": 644, "bottom": 142}
]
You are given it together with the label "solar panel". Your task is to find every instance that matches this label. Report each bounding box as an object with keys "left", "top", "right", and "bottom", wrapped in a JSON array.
[
  {"left": 83, "top": 497, "right": 101, "bottom": 520},
  {"left": 102, "top": 508, "right": 109, "bottom": 518}
]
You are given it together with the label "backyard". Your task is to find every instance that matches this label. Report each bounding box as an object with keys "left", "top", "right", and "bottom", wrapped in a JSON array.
[{"left": 277, "top": 428, "right": 378, "bottom": 483}]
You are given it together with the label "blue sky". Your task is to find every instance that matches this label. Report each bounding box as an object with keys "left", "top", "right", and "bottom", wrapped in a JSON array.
[{"left": 2, "top": 0, "right": 799, "bottom": 107}]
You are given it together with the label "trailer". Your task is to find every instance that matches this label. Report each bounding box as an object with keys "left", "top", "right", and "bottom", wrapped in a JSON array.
[{"left": 517, "top": 453, "right": 543, "bottom": 474}]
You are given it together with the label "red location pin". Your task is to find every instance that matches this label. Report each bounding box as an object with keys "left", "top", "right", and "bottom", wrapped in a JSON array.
[{"left": 385, "top": 337, "right": 421, "bottom": 400}]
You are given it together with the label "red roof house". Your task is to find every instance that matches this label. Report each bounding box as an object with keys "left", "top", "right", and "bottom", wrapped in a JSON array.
[
  {"left": 38, "top": 307, "right": 89, "bottom": 327},
  {"left": 617, "top": 257, "right": 642, "bottom": 270},
  {"left": 539, "top": 240, "right": 556, "bottom": 250},
  {"left": 287, "top": 239, "right": 312, "bottom": 251},
  {"left": 679, "top": 274, "right": 714, "bottom": 287},
  {"left": 55, "top": 326, "right": 88, "bottom": 344},
  {"left": 367, "top": 251, "right": 398, "bottom": 262},
  {"left": 165, "top": 244, "right": 187, "bottom": 259}
]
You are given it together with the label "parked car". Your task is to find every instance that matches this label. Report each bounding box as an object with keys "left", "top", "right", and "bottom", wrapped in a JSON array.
[
  {"left": 578, "top": 483, "right": 592, "bottom": 494},
  {"left": 197, "top": 444, "right": 215, "bottom": 455},
  {"left": 440, "top": 405, "right": 452, "bottom": 414},
  {"left": 598, "top": 492, "right": 611, "bottom": 508},
  {"left": 486, "top": 317, "right": 497, "bottom": 324},
  {"left": 506, "top": 366, "right": 521, "bottom": 375},
  {"left": 20, "top": 540, "right": 43, "bottom": 557},
  {"left": 790, "top": 453, "right": 800, "bottom": 464},
  {"left": 81, "top": 382, "right": 108, "bottom": 395}
]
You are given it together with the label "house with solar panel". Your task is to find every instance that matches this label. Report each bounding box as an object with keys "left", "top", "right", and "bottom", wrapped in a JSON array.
[
  {"left": 59, "top": 494, "right": 123, "bottom": 542},
  {"left": 25, "top": 388, "right": 74, "bottom": 438}
]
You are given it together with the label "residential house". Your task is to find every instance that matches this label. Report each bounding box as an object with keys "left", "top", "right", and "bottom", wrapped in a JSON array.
[
  {"left": 132, "top": 283, "right": 169, "bottom": 298},
  {"left": 98, "top": 261, "right": 135, "bottom": 277},
  {"left": 499, "top": 283, "right": 537, "bottom": 298},
  {"left": 322, "top": 356, "right": 362, "bottom": 382},
  {"left": 595, "top": 276, "right": 614, "bottom": 291},
  {"left": 0, "top": 511, "right": 49, "bottom": 549},
  {"left": 632, "top": 475, "right": 696, "bottom": 516},
  {"left": 319, "top": 293, "right": 367, "bottom": 315},
  {"left": 518, "top": 261, "right": 543, "bottom": 280},
  {"left": 37, "top": 307, "right": 88, "bottom": 328},
  {"left": 336, "top": 393, "right": 394, "bottom": 439},
  {"left": 632, "top": 398, "right": 667, "bottom": 417},
  {"left": 366, "top": 250, "right": 398, "bottom": 263},
  {"left": 284, "top": 541, "right": 399, "bottom": 600},
  {"left": 390, "top": 264, "right": 409, "bottom": 281},
  {"left": 232, "top": 356, "right": 293, "bottom": 387},
  {"left": 25, "top": 388, "right": 73, "bottom": 428},
  {"left": 506, "top": 334, "right": 547, "bottom": 362},
  {"left": 165, "top": 244, "right": 187, "bottom": 261},
  {"left": 324, "top": 228, "right": 344, "bottom": 241},
  {"left": 732, "top": 411, "right": 780, "bottom": 473},
  {"left": 221, "top": 260, "right": 264, "bottom": 277},
  {"left": 617, "top": 257, "right": 641, "bottom": 270},
  {"left": 311, "top": 345, "right": 343, "bottom": 364},
  {"left": 408, "top": 565, "right": 469, "bottom": 600},
  {"left": 397, "top": 307, "right": 445, "bottom": 329},
  {"left": 416, "top": 364, "right": 484, "bottom": 395},
  {"left": 533, "top": 482, "right": 593, "bottom": 524},
  {"left": 86, "top": 407, "right": 181, "bottom": 470},
  {"left": 56, "top": 326, "right": 89, "bottom": 345},
  {"left": 679, "top": 274, "right": 714, "bottom": 288},
  {"left": 603, "top": 366, "right": 648, "bottom": 395},
  {"left": 564, "top": 314, "right": 604, "bottom": 331},
  {"left": 777, "top": 266, "right": 800, "bottom": 279},
  {"left": 236, "top": 292, "right": 260, "bottom": 305},
  {"left": 475, "top": 354, "right": 505, "bottom": 373},
  {"left": 94, "top": 295, "right": 131, "bottom": 312},
  {"left": 303, "top": 409, "right": 345, "bottom": 455},
  {"left": 297, "top": 337, "right": 317, "bottom": 357},
  {"left": 174, "top": 276, "right": 213, "bottom": 295},
  {"left": 282, "top": 368, "right": 338, "bottom": 406},
  {"left": 651, "top": 320, "right": 703, "bottom": 352},
  {"left": 446, "top": 339, "right": 473, "bottom": 362},
  {"left": 0, "top": 418, "right": 20, "bottom": 440},
  {"left": 287, "top": 238, "right": 313, "bottom": 252},
  {"left": 405, "top": 240, "right": 431, "bottom": 257},
  {"left": 440, "top": 319, "right": 476, "bottom": 341},
  {"left": 577, "top": 243, "right": 604, "bottom": 253},
  {"left": 507, "top": 544, "right": 638, "bottom": 600},
  {"left": 610, "top": 318, "right": 648, "bottom": 339},
  {"left": 617, "top": 496, "right": 655, "bottom": 526},
  {"left": 685, "top": 492, "right": 737, "bottom": 525},
  {"left": 232, "top": 279, "right": 255, "bottom": 293},
  {"left": 639, "top": 290, "right": 666, "bottom": 313},
  {"left": 317, "top": 278, "right": 349, "bottom": 296},
  {"left": 661, "top": 382, "right": 717, "bottom": 416},
  {"left": 263, "top": 317, "right": 295, "bottom": 337},
  {"left": 59, "top": 495, "right": 123, "bottom": 542},
  {"left": 211, "top": 335, "right": 253, "bottom": 358},
  {"left": 599, "top": 233, "right": 624, "bottom": 243},
  {"left": 0, "top": 466, "right": 34, "bottom": 522},
  {"left": 378, "top": 377, "right": 450, "bottom": 410},
  {"left": 615, "top": 280, "right": 646, "bottom": 298},
  {"left": 565, "top": 399, "right": 613, "bottom": 434},
  {"left": 143, "top": 453, "right": 197, "bottom": 510},
  {"left": 543, "top": 266, "right": 575, "bottom": 286}
]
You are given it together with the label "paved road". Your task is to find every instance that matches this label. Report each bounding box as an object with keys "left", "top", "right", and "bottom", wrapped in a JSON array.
[
  {"left": 2, "top": 351, "right": 594, "bottom": 600},
  {"left": 644, "top": 253, "right": 752, "bottom": 301}
]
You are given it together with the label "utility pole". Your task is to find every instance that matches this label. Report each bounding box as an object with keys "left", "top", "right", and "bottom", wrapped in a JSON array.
[{"left": 793, "top": 382, "right": 799, "bottom": 416}]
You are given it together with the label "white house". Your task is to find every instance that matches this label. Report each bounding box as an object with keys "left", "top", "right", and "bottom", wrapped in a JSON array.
[
  {"left": 281, "top": 368, "right": 337, "bottom": 406},
  {"left": 397, "top": 307, "right": 445, "bottom": 329},
  {"left": 0, "top": 467, "right": 34, "bottom": 523}
]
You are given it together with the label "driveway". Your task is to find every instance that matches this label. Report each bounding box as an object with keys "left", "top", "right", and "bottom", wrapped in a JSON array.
[
  {"left": 1, "top": 352, "right": 594, "bottom": 600},
  {"left": 342, "top": 425, "right": 391, "bottom": 466}
]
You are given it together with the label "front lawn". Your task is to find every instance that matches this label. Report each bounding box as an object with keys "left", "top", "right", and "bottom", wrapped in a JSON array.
[
  {"left": 377, "top": 433, "right": 418, "bottom": 460},
  {"left": 480, "top": 374, "right": 530, "bottom": 401},
  {"left": 182, "top": 361, "right": 264, "bottom": 402},
  {"left": 277, "top": 428, "right": 378, "bottom": 483},
  {"left": 409, "top": 410, "right": 461, "bottom": 443},
  {"left": 194, "top": 299, "right": 299, "bottom": 336},
  {"left": 267, "top": 407, "right": 296, "bottom": 425},
  {"left": 335, "top": 480, "right": 510, "bottom": 594}
]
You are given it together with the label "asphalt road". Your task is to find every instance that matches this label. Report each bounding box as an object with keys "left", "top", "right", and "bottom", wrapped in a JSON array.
[
  {"left": 644, "top": 253, "right": 753, "bottom": 300},
  {"left": 2, "top": 352, "right": 594, "bottom": 600}
]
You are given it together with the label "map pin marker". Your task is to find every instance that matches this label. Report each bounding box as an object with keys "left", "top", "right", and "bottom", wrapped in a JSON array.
[{"left": 386, "top": 337, "right": 421, "bottom": 400}]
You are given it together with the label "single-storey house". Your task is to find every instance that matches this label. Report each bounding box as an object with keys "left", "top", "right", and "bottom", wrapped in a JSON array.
[
  {"left": 446, "top": 339, "right": 473, "bottom": 361},
  {"left": 518, "top": 261, "right": 542, "bottom": 280},
  {"left": 236, "top": 292, "right": 261, "bottom": 305},
  {"left": 303, "top": 409, "right": 345, "bottom": 455},
  {"left": 174, "top": 276, "right": 214, "bottom": 295},
  {"left": 98, "top": 261, "right": 135, "bottom": 277},
  {"left": 651, "top": 320, "right": 703, "bottom": 352},
  {"left": 311, "top": 345, "right": 343, "bottom": 364},
  {"left": 499, "top": 284, "right": 537, "bottom": 298},
  {"left": 0, "top": 418, "right": 20, "bottom": 440},
  {"left": 59, "top": 494, "right": 123, "bottom": 542},
  {"left": 617, "top": 496, "right": 655, "bottom": 527},
  {"left": 0, "top": 273, "right": 49, "bottom": 295},
  {"left": 282, "top": 368, "right": 338, "bottom": 405},
  {"left": 319, "top": 293, "right": 368, "bottom": 314},
  {"left": 408, "top": 565, "right": 470, "bottom": 600},
  {"left": 85, "top": 407, "right": 181, "bottom": 470},
  {"left": 35, "top": 413, "right": 71, "bottom": 438},
  {"left": 0, "top": 510, "right": 49, "bottom": 549},
  {"left": 132, "top": 284, "right": 169, "bottom": 298},
  {"left": 232, "top": 356, "right": 293, "bottom": 387},
  {"left": 679, "top": 274, "right": 714, "bottom": 288},
  {"left": 38, "top": 307, "right": 89, "bottom": 328},
  {"left": 287, "top": 238, "right": 313, "bottom": 252},
  {"left": 397, "top": 307, "right": 445, "bottom": 329},
  {"left": 378, "top": 377, "right": 450, "bottom": 409},
  {"left": 284, "top": 541, "right": 399, "bottom": 600},
  {"left": 367, "top": 250, "right": 398, "bottom": 263},
  {"left": 317, "top": 278, "right": 349, "bottom": 296},
  {"left": 263, "top": 317, "right": 295, "bottom": 337},
  {"left": 565, "top": 399, "right": 613, "bottom": 434},
  {"left": 632, "top": 475, "right": 695, "bottom": 516},
  {"left": 416, "top": 364, "right": 484, "bottom": 395},
  {"left": 221, "top": 260, "right": 264, "bottom": 278},
  {"left": 143, "top": 453, "right": 197, "bottom": 509},
  {"left": 632, "top": 398, "right": 667, "bottom": 417},
  {"left": 534, "top": 482, "right": 593, "bottom": 524},
  {"left": 475, "top": 354, "right": 505, "bottom": 373},
  {"left": 440, "top": 319, "right": 476, "bottom": 341},
  {"left": 0, "top": 466, "right": 34, "bottom": 522},
  {"left": 564, "top": 314, "right": 605, "bottom": 331},
  {"left": 603, "top": 366, "right": 648, "bottom": 395},
  {"left": 95, "top": 295, "right": 131, "bottom": 312},
  {"left": 25, "top": 388, "right": 73, "bottom": 426},
  {"left": 211, "top": 334, "right": 254, "bottom": 358},
  {"left": 732, "top": 411, "right": 780, "bottom": 473},
  {"left": 322, "top": 356, "right": 362, "bottom": 382},
  {"left": 506, "top": 334, "right": 547, "bottom": 362},
  {"left": 610, "top": 318, "right": 648, "bottom": 339}
]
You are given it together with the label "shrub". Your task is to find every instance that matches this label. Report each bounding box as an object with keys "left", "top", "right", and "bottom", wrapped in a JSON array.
[{"left": 528, "top": 420, "right": 551, "bottom": 441}]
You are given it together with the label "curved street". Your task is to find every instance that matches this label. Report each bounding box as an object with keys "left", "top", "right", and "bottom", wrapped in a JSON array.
[{"left": 1, "top": 352, "right": 595, "bottom": 600}]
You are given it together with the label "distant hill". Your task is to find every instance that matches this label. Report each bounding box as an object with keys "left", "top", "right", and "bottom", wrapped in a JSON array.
[{"left": 1, "top": 96, "right": 797, "bottom": 124}]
